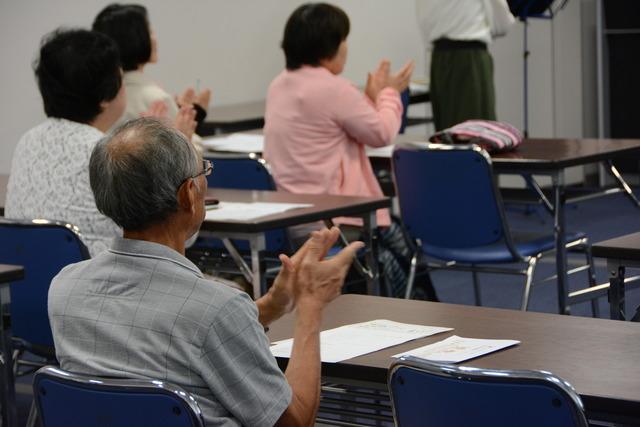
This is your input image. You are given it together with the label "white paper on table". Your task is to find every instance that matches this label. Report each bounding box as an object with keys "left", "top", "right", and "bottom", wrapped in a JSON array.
[
  {"left": 365, "top": 145, "right": 395, "bottom": 158},
  {"left": 205, "top": 201, "right": 312, "bottom": 221},
  {"left": 392, "top": 335, "right": 520, "bottom": 363},
  {"left": 270, "top": 319, "right": 453, "bottom": 363},
  {"left": 202, "top": 133, "right": 265, "bottom": 153}
]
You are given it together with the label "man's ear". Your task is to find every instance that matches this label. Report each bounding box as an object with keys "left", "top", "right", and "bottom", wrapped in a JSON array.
[{"left": 176, "top": 179, "right": 197, "bottom": 213}]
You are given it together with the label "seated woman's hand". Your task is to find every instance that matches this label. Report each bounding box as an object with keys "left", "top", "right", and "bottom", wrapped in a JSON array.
[
  {"left": 388, "top": 60, "right": 415, "bottom": 93},
  {"left": 365, "top": 59, "right": 391, "bottom": 102},
  {"left": 365, "top": 59, "right": 415, "bottom": 101},
  {"left": 196, "top": 88, "right": 211, "bottom": 111},
  {"left": 140, "top": 100, "right": 169, "bottom": 119},
  {"left": 176, "top": 87, "right": 196, "bottom": 107},
  {"left": 177, "top": 87, "right": 212, "bottom": 111},
  {"left": 174, "top": 104, "right": 197, "bottom": 140}
]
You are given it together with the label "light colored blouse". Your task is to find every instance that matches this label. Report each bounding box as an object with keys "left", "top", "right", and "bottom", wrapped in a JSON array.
[
  {"left": 5, "top": 118, "right": 121, "bottom": 256},
  {"left": 115, "top": 70, "right": 179, "bottom": 128},
  {"left": 263, "top": 66, "right": 402, "bottom": 227},
  {"left": 115, "top": 70, "right": 202, "bottom": 150}
]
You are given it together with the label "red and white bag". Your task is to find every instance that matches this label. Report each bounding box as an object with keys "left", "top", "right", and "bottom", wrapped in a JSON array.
[{"left": 429, "top": 120, "right": 524, "bottom": 153}]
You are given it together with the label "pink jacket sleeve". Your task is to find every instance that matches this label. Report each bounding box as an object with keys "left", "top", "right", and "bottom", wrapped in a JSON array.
[{"left": 334, "top": 84, "right": 403, "bottom": 148}]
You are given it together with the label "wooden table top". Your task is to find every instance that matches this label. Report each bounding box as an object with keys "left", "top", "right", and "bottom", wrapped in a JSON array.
[
  {"left": 395, "top": 135, "right": 640, "bottom": 172},
  {"left": 269, "top": 294, "right": 640, "bottom": 417},
  {"left": 593, "top": 232, "right": 640, "bottom": 261},
  {"left": 0, "top": 264, "right": 24, "bottom": 283},
  {"left": 201, "top": 188, "right": 389, "bottom": 233}
]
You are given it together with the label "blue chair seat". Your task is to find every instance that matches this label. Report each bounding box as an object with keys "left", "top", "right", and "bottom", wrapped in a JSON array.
[{"left": 423, "top": 231, "right": 587, "bottom": 264}]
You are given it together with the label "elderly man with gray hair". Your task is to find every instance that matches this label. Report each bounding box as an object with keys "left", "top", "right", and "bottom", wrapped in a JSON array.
[{"left": 48, "top": 117, "right": 363, "bottom": 427}]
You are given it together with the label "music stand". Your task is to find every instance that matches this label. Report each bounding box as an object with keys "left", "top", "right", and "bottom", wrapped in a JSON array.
[{"left": 509, "top": 0, "right": 569, "bottom": 137}]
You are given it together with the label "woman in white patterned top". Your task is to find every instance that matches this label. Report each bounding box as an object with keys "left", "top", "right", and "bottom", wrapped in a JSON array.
[{"left": 5, "top": 29, "right": 128, "bottom": 256}]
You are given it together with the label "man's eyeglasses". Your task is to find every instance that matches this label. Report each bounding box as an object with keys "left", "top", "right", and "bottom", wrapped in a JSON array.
[
  {"left": 192, "top": 159, "right": 213, "bottom": 179},
  {"left": 179, "top": 159, "right": 213, "bottom": 188}
]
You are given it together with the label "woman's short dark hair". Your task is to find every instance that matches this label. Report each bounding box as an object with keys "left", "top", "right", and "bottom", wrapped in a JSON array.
[
  {"left": 282, "top": 3, "right": 350, "bottom": 70},
  {"left": 34, "top": 28, "right": 122, "bottom": 124},
  {"left": 93, "top": 3, "right": 151, "bottom": 71}
]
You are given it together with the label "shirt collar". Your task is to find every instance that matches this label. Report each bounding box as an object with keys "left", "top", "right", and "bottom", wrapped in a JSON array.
[
  {"left": 123, "top": 70, "right": 153, "bottom": 85},
  {"left": 108, "top": 237, "right": 204, "bottom": 278}
]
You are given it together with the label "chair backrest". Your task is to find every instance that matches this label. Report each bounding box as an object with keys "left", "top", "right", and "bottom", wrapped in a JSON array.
[
  {"left": 34, "top": 366, "right": 205, "bottom": 427},
  {"left": 392, "top": 143, "right": 511, "bottom": 249},
  {"left": 205, "top": 153, "right": 276, "bottom": 191},
  {"left": 0, "top": 219, "right": 90, "bottom": 347},
  {"left": 202, "top": 154, "right": 288, "bottom": 252},
  {"left": 388, "top": 356, "right": 588, "bottom": 427}
]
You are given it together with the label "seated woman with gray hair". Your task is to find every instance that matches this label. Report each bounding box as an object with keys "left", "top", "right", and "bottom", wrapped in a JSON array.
[{"left": 49, "top": 117, "right": 362, "bottom": 426}]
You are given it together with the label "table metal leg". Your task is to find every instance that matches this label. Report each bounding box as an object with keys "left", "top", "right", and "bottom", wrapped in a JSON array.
[
  {"left": 523, "top": 174, "right": 554, "bottom": 214},
  {"left": 221, "top": 238, "right": 254, "bottom": 285},
  {"left": 605, "top": 160, "right": 640, "bottom": 208},
  {"left": 249, "top": 234, "right": 266, "bottom": 298},
  {"left": 607, "top": 261, "right": 626, "bottom": 321},
  {"left": 0, "top": 285, "right": 17, "bottom": 427},
  {"left": 362, "top": 212, "right": 380, "bottom": 296},
  {"left": 552, "top": 172, "right": 570, "bottom": 315}
]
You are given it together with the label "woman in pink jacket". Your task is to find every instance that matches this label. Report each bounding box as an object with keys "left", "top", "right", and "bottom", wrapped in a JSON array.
[{"left": 264, "top": 3, "right": 437, "bottom": 300}]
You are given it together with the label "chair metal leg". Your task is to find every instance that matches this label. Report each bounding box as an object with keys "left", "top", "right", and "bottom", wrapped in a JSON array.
[
  {"left": 552, "top": 171, "right": 570, "bottom": 315},
  {"left": 583, "top": 242, "right": 600, "bottom": 318},
  {"left": 521, "top": 256, "right": 538, "bottom": 311},
  {"left": 404, "top": 250, "right": 418, "bottom": 300},
  {"left": 12, "top": 349, "right": 20, "bottom": 377},
  {"left": 26, "top": 401, "right": 38, "bottom": 427},
  {"left": 472, "top": 269, "right": 481, "bottom": 306}
]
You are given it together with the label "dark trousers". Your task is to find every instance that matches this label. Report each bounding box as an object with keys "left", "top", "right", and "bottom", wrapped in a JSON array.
[{"left": 430, "top": 39, "right": 496, "bottom": 131}]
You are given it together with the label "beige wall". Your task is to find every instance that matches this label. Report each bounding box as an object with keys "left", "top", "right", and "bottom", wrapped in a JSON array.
[{"left": 0, "top": 0, "right": 595, "bottom": 174}]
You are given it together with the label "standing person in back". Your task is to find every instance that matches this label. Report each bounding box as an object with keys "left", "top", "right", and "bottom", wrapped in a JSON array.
[
  {"left": 264, "top": 3, "right": 437, "bottom": 300},
  {"left": 416, "top": 0, "right": 515, "bottom": 131}
]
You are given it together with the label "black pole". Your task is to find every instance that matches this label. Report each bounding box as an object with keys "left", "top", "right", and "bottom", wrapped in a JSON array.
[{"left": 523, "top": 18, "right": 530, "bottom": 138}]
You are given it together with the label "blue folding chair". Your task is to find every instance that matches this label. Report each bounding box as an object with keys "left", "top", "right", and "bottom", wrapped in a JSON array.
[
  {"left": 197, "top": 153, "right": 371, "bottom": 294},
  {"left": 388, "top": 356, "right": 588, "bottom": 427},
  {"left": 202, "top": 153, "right": 289, "bottom": 253},
  {"left": 0, "top": 219, "right": 90, "bottom": 373},
  {"left": 392, "top": 143, "right": 598, "bottom": 313},
  {"left": 33, "top": 366, "right": 205, "bottom": 427},
  {"left": 187, "top": 154, "right": 291, "bottom": 291}
]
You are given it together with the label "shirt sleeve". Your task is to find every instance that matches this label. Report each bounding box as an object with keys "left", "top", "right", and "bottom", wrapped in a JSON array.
[
  {"left": 334, "top": 83, "right": 403, "bottom": 148},
  {"left": 198, "top": 292, "right": 292, "bottom": 427},
  {"left": 485, "top": 0, "right": 515, "bottom": 38}
]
